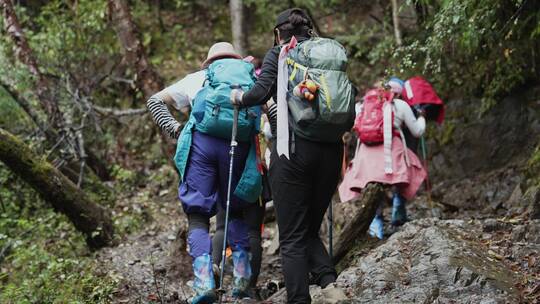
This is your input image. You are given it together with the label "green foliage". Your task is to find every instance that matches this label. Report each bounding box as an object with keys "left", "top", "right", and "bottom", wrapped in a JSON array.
[
  {"left": 0, "top": 166, "right": 114, "bottom": 303},
  {"left": 30, "top": 0, "right": 116, "bottom": 76},
  {"left": 0, "top": 88, "right": 32, "bottom": 132},
  {"left": 526, "top": 142, "right": 540, "bottom": 187},
  {"left": 340, "top": 0, "right": 539, "bottom": 109},
  {"left": 402, "top": 0, "right": 537, "bottom": 107},
  {"left": 111, "top": 164, "right": 138, "bottom": 190}
]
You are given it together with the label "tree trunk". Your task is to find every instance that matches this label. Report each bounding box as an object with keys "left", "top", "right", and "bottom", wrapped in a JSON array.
[
  {"left": 0, "top": 128, "right": 114, "bottom": 248},
  {"left": 414, "top": 0, "right": 428, "bottom": 26},
  {"left": 229, "top": 0, "right": 248, "bottom": 56},
  {"left": 108, "top": 0, "right": 176, "bottom": 164},
  {"left": 332, "top": 183, "right": 385, "bottom": 265},
  {"left": 107, "top": 0, "right": 163, "bottom": 99},
  {"left": 391, "top": 0, "right": 403, "bottom": 46},
  {"left": 1, "top": 0, "right": 64, "bottom": 129}
]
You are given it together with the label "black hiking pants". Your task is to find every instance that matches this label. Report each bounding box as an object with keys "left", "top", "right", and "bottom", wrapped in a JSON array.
[
  {"left": 212, "top": 201, "right": 266, "bottom": 287},
  {"left": 270, "top": 136, "right": 341, "bottom": 304}
]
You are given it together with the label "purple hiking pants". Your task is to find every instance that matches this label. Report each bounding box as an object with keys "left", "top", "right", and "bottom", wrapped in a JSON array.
[{"left": 180, "top": 131, "right": 251, "bottom": 258}]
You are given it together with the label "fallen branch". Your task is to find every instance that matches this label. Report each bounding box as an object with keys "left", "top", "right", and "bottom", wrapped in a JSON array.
[
  {"left": 93, "top": 105, "right": 147, "bottom": 117},
  {"left": 0, "top": 128, "right": 114, "bottom": 248},
  {"left": 332, "top": 183, "right": 385, "bottom": 265}
]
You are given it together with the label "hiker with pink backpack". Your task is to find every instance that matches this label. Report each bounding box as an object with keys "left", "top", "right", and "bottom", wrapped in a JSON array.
[{"left": 338, "top": 77, "right": 427, "bottom": 239}]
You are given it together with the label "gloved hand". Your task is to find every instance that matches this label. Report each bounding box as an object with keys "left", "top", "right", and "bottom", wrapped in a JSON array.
[
  {"left": 413, "top": 104, "right": 426, "bottom": 117},
  {"left": 230, "top": 89, "right": 244, "bottom": 106}
]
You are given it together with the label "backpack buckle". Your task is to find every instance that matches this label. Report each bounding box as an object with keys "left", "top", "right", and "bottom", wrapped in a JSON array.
[{"left": 212, "top": 105, "right": 220, "bottom": 116}]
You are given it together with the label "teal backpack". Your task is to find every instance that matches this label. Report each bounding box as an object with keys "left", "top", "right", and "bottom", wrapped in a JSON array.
[
  {"left": 286, "top": 37, "right": 355, "bottom": 143},
  {"left": 192, "top": 58, "right": 261, "bottom": 142}
]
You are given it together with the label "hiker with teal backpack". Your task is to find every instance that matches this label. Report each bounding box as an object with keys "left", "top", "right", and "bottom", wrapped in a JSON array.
[
  {"left": 210, "top": 56, "right": 273, "bottom": 301},
  {"left": 147, "top": 42, "right": 262, "bottom": 303},
  {"left": 230, "top": 8, "right": 354, "bottom": 303}
]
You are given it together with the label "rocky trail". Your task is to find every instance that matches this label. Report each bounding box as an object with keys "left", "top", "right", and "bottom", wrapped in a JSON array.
[
  {"left": 96, "top": 90, "right": 540, "bottom": 303},
  {"left": 95, "top": 173, "right": 539, "bottom": 303}
]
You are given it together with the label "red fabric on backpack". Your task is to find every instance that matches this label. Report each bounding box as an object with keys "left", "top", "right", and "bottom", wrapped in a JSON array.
[
  {"left": 402, "top": 76, "right": 445, "bottom": 124},
  {"left": 354, "top": 89, "right": 395, "bottom": 145}
]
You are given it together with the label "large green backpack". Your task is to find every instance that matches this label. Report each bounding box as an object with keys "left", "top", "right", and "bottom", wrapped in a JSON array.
[{"left": 286, "top": 37, "right": 355, "bottom": 142}]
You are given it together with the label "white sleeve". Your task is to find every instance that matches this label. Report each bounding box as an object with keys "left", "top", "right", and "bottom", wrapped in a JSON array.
[
  {"left": 395, "top": 99, "right": 426, "bottom": 138},
  {"left": 163, "top": 70, "right": 206, "bottom": 108},
  {"left": 263, "top": 121, "right": 273, "bottom": 140},
  {"left": 355, "top": 102, "right": 363, "bottom": 116}
]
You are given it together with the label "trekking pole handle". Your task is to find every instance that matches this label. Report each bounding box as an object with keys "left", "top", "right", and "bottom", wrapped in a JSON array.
[
  {"left": 232, "top": 105, "right": 239, "bottom": 145},
  {"left": 230, "top": 84, "right": 241, "bottom": 145}
]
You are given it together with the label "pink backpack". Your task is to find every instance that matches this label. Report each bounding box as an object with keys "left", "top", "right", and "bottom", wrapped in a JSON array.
[
  {"left": 354, "top": 89, "right": 396, "bottom": 145},
  {"left": 402, "top": 76, "right": 445, "bottom": 124}
]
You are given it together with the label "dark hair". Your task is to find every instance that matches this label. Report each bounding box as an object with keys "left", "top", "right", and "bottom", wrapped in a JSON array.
[
  {"left": 277, "top": 11, "right": 312, "bottom": 42},
  {"left": 251, "top": 57, "right": 263, "bottom": 69}
]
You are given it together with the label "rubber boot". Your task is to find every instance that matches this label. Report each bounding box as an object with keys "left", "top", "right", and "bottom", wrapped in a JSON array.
[
  {"left": 231, "top": 250, "right": 252, "bottom": 299},
  {"left": 368, "top": 203, "right": 384, "bottom": 240},
  {"left": 192, "top": 254, "right": 217, "bottom": 304},
  {"left": 391, "top": 192, "right": 407, "bottom": 226},
  {"left": 368, "top": 214, "right": 385, "bottom": 240}
]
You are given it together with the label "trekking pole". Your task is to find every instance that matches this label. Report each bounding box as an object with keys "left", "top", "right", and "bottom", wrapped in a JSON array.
[
  {"left": 328, "top": 202, "right": 333, "bottom": 259},
  {"left": 218, "top": 85, "right": 240, "bottom": 302},
  {"left": 420, "top": 136, "right": 434, "bottom": 213}
]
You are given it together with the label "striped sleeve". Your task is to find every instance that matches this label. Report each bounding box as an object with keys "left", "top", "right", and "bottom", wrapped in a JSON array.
[
  {"left": 146, "top": 93, "right": 182, "bottom": 139},
  {"left": 267, "top": 102, "right": 277, "bottom": 138}
]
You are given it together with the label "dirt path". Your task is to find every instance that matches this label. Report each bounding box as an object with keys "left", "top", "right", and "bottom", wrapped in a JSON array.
[
  {"left": 97, "top": 189, "right": 191, "bottom": 303},
  {"left": 97, "top": 188, "right": 283, "bottom": 303}
]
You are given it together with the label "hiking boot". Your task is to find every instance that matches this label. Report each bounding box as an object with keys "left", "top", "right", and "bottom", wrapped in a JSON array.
[
  {"left": 320, "top": 283, "right": 348, "bottom": 303},
  {"left": 368, "top": 215, "right": 384, "bottom": 240},
  {"left": 231, "top": 250, "right": 252, "bottom": 299},
  {"left": 391, "top": 193, "right": 407, "bottom": 226},
  {"left": 192, "top": 254, "right": 217, "bottom": 304}
]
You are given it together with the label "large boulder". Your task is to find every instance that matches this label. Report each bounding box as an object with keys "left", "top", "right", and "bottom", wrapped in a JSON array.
[
  {"left": 332, "top": 219, "right": 521, "bottom": 303},
  {"left": 428, "top": 87, "right": 539, "bottom": 182},
  {"left": 431, "top": 166, "right": 522, "bottom": 213}
]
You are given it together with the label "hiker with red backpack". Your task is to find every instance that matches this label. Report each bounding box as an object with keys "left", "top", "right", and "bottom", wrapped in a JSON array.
[
  {"left": 230, "top": 8, "right": 355, "bottom": 303},
  {"left": 401, "top": 76, "right": 445, "bottom": 152},
  {"left": 338, "top": 78, "right": 427, "bottom": 239},
  {"left": 147, "top": 42, "right": 262, "bottom": 303}
]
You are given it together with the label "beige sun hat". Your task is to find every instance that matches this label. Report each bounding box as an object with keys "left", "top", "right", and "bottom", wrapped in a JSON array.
[{"left": 201, "top": 42, "right": 242, "bottom": 68}]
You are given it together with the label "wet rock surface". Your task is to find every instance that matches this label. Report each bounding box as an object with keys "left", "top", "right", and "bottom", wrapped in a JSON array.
[
  {"left": 324, "top": 218, "right": 539, "bottom": 304},
  {"left": 431, "top": 166, "right": 523, "bottom": 214},
  {"left": 428, "top": 90, "right": 539, "bottom": 182}
]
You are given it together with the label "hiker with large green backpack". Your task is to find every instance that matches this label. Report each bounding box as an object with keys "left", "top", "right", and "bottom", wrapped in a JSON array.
[
  {"left": 147, "top": 42, "right": 262, "bottom": 304},
  {"left": 230, "top": 8, "right": 354, "bottom": 303}
]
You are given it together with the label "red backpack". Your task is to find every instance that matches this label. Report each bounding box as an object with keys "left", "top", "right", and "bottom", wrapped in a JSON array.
[
  {"left": 402, "top": 76, "right": 445, "bottom": 124},
  {"left": 354, "top": 88, "right": 396, "bottom": 145}
]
